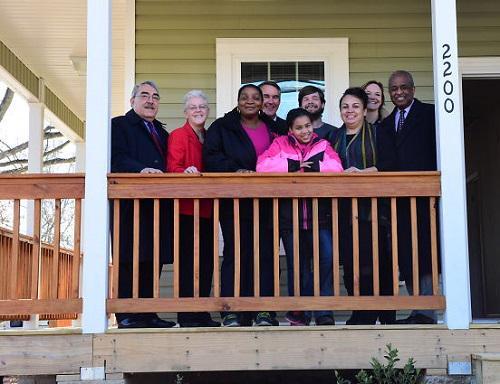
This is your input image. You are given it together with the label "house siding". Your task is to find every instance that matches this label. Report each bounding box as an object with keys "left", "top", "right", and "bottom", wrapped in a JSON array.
[{"left": 135, "top": 0, "right": 500, "bottom": 130}]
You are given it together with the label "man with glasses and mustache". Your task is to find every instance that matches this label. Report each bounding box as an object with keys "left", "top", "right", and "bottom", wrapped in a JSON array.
[
  {"left": 298, "top": 85, "right": 337, "bottom": 142},
  {"left": 111, "top": 81, "right": 175, "bottom": 328},
  {"left": 376, "top": 70, "right": 438, "bottom": 325}
]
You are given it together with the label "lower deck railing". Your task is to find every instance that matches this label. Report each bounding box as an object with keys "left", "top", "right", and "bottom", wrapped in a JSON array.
[{"left": 0, "top": 174, "right": 83, "bottom": 320}]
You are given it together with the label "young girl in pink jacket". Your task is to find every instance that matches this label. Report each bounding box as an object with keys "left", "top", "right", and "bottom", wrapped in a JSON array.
[{"left": 257, "top": 108, "right": 343, "bottom": 326}]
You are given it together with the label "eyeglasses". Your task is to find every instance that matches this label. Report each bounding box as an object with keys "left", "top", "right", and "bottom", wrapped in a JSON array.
[
  {"left": 136, "top": 93, "right": 160, "bottom": 102},
  {"left": 187, "top": 105, "right": 209, "bottom": 112}
]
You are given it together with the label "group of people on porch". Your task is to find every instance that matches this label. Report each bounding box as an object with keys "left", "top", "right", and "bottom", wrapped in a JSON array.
[{"left": 111, "top": 69, "right": 437, "bottom": 329}]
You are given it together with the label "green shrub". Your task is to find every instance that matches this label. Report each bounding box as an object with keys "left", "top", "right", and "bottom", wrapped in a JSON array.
[{"left": 335, "top": 344, "right": 424, "bottom": 384}]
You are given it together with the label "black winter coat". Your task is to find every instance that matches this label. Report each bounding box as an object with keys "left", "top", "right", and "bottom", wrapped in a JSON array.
[
  {"left": 203, "top": 108, "right": 286, "bottom": 220},
  {"left": 110, "top": 109, "right": 173, "bottom": 263}
]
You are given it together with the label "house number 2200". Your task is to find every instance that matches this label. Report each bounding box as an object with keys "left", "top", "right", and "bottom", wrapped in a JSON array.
[{"left": 442, "top": 44, "right": 454, "bottom": 113}]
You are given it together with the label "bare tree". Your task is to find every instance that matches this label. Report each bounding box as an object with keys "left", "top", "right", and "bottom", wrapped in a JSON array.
[{"left": 0, "top": 86, "right": 76, "bottom": 247}]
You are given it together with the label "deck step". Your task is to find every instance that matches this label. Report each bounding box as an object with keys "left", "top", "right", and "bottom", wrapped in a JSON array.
[{"left": 473, "top": 353, "right": 500, "bottom": 384}]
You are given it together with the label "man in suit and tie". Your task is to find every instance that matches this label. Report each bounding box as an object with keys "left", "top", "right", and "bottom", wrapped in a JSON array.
[
  {"left": 377, "top": 70, "right": 438, "bottom": 324},
  {"left": 111, "top": 81, "right": 175, "bottom": 328}
]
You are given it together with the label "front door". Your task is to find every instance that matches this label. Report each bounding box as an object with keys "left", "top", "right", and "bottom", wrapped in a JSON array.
[{"left": 463, "top": 78, "right": 500, "bottom": 319}]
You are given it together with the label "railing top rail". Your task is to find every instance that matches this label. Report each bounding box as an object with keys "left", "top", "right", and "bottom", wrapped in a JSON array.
[
  {"left": 108, "top": 171, "right": 441, "bottom": 199},
  {"left": 0, "top": 173, "right": 85, "bottom": 199}
]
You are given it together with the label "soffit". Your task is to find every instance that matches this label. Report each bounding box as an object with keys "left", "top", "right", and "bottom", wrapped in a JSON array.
[{"left": 0, "top": 0, "right": 126, "bottom": 123}]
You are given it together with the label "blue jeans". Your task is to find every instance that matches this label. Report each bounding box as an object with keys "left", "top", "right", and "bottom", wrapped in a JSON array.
[{"left": 281, "top": 228, "right": 334, "bottom": 320}]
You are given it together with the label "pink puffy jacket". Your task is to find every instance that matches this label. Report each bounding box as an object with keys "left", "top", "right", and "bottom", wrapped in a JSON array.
[{"left": 256, "top": 134, "right": 343, "bottom": 173}]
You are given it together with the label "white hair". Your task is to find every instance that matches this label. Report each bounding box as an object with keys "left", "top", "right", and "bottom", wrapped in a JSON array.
[{"left": 183, "top": 90, "right": 209, "bottom": 110}]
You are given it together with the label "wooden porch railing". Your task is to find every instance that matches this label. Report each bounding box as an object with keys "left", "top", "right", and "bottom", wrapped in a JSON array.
[
  {"left": 0, "top": 174, "right": 84, "bottom": 319},
  {"left": 107, "top": 172, "right": 444, "bottom": 315}
]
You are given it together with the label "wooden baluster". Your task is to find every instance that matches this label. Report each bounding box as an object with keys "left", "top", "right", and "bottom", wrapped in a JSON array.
[
  {"left": 173, "top": 199, "right": 180, "bottom": 298},
  {"left": 391, "top": 198, "right": 399, "bottom": 295},
  {"left": 292, "top": 198, "right": 300, "bottom": 296},
  {"left": 133, "top": 199, "right": 140, "bottom": 298},
  {"left": 112, "top": 199, "right": 120, "bottom": 299},
  {"left": 312, "top": 198, "right": 320, "bottom": 296},
  {"left": 352, "top": 198, "right": 360, "bottom": 296},
  {"left": 213, "top": 199, "right": 220, "bottom": 297},
  {"left": 273, "top": 198, "right": 280, "bottom": 297},
  {"left": 51, "top": 199, "right": 61, "bottom": 299},
  {"left": 410, "top": 197, "right": 420, "bottom": 295},
  {"left": 71, "top": 199, "right": 81, "bottom": 299},
  {"left": 31, "top": 199, "right": 42, "bottom": 299},
  {"left": 194, "top": 199, "right": 200, "bottom": 297},
  {"left": 10, "top": 199, "right": 20, "bottom": 299},
  {"left": 430, "top": 197, "right": 439, "bottom": 295},
  {"left": 371, "top": 198, "right": 380, "bottom": 296},
  {"left": 153, "top": 199, "right": 160, "bottom": 298},
  {"left": 233, "top": 199, "right": 240, "bottom": 297},
  {"left": 331, "top": 198, "right": 340, "bottom": 296},
  {"left": 253, "top": 198, "right": 260, "bottom": 297}
]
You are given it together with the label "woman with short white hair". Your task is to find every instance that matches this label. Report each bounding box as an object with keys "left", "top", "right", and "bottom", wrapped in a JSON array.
[{"left": 167, "top": 90, "right": 219, "bottom": 327}]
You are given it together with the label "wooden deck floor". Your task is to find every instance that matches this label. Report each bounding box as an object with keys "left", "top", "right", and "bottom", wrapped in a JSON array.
[{"left": 1, "top": 324, "right": 500, "bottom": 377}]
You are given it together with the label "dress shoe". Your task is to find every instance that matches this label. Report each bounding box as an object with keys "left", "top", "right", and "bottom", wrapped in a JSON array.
[
  {"left": 315, "top": 315, "right": 335, "bottom": 326},
  {"left": 117, "top": 318, "right": 149, "bottom": 329},
  {"left": 118, "top": 317, "right": 176, "bottom": 329},
  {"left": 394, "top": 314, "right": 436, "bottom": 325},
  {"left": 146, "top": 317, "right": 176, "bottom": 328},
  {"left": 179, "top": 319, "right": 220, "bottom": 328}
]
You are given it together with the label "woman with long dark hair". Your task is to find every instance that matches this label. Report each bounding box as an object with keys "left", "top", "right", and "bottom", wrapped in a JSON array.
[{"left": 331, "top": 87, "right": 395, "bottom": 325}]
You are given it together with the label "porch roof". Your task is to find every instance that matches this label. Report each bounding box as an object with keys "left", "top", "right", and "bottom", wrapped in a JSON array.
[{"left": 0, "top": 0, "right": 128, "bottom": 140}]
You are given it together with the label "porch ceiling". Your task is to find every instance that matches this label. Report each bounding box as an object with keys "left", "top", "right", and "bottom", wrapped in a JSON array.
[{"left": 0, "top": 0, "right": 127, "bottom": 124}]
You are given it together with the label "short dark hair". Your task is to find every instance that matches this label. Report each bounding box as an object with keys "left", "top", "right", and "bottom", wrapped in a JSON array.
[
  {"left": 259, "top": 81, "right": 281, "bottom": 93},
  {"left": 362, "top": 80, "right": 385, "bottom": 107},
  {"left": 298, "top": 85, "right": 325, "bottom": 105},
  {"left": 238, "top": 83, "right": 263, "bottom": 101},
  {"left": 388, "top": 70, "right": 415, "bottom": 88},
  {"left": 286, "top": 108, "right": 312, "bottom": 129},
  {"left": 339, "top": 87, "right": 369, "bottom": 110}
]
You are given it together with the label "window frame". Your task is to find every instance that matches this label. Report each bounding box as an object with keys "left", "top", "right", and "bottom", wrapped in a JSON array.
[{"left": 216, "top": 38, "right": 349, "bottom": 127}]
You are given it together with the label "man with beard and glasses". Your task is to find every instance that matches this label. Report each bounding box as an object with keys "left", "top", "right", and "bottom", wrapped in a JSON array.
[{"left": 298, "top": 85, "right": 337, "bottom": 142}]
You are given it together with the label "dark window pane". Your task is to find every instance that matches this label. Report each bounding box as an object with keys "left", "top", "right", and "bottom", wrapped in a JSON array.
[
  {"left": 298, "top": 62, "right": 324, "bottom": 85},
  {"left": 241, "top": 62, "right": 267, "bottom": 83},
  {"left": 270, "top": 62, "right": 296, "bottom": 83}
]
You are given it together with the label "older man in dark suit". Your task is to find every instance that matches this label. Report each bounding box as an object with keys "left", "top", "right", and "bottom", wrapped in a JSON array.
[
  {"left": 111, "top": 81, "right": 175, "bottom": 328},
  {"left": 377, "top": 70, "right": 438, "bottom": 324}
]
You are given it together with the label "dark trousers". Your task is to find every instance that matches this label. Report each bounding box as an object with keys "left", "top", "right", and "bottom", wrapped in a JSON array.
[
  {"left": 281, "top": 228, "right": 334, "bottom": 320},
  {"left": 341, "top": 220, "right": 395, "bottom": 325},
  {"left": 178, "top": 214, "right": 215, "bottom": 324},
  {"left": 219, "top": 210, "right": 275, "bottom": 319},
  {"left": 116, "top": 260, "right": 164, "bottom": 323}
]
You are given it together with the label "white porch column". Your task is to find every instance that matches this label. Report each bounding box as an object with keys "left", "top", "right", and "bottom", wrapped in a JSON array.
[
  {"left": 26, "top": 103, "right": 44, "bottom": 236},
  {"left": 75, "top": 141, "right": 86, "bottom": 172},
  {"left": 27, "top": 103, "right": 44, "bottom": 173},
  {"left": 431, "top": 0, "right": 471, "bottom": 329},
  {"left": 82, "top": 0, "right": 112, "bottom": 333}
]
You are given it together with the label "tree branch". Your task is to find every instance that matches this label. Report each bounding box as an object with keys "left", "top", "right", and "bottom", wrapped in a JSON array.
[{"left": 0, "top": 88, "right": 14, "bottom": 123}]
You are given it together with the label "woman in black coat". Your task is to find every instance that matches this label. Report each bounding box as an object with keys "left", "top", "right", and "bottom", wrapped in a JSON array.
[{"left": 203, "top": 84, "right": 284, "bottom": 327}]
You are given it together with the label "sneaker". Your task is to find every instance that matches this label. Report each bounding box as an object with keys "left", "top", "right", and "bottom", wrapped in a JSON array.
[
  {"left": 254, "top": 312, "right": 279, "bottom": 326},
  {"left": 315, "top": 315, "right": 335, "bottom": 326},
  {"left": 285, "top": 311, "right": 309, "bottom": 326},
  {"left": 222, "top": 314, "right": 240, "bottom": 327}
]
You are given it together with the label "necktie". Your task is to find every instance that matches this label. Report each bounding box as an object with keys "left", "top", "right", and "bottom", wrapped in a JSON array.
[
  {"left": 145, "top": 121, "right": 163, "bottom": 154},
  {"left": 397, "top": 109, "right": 405, "bottom": 133}
]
